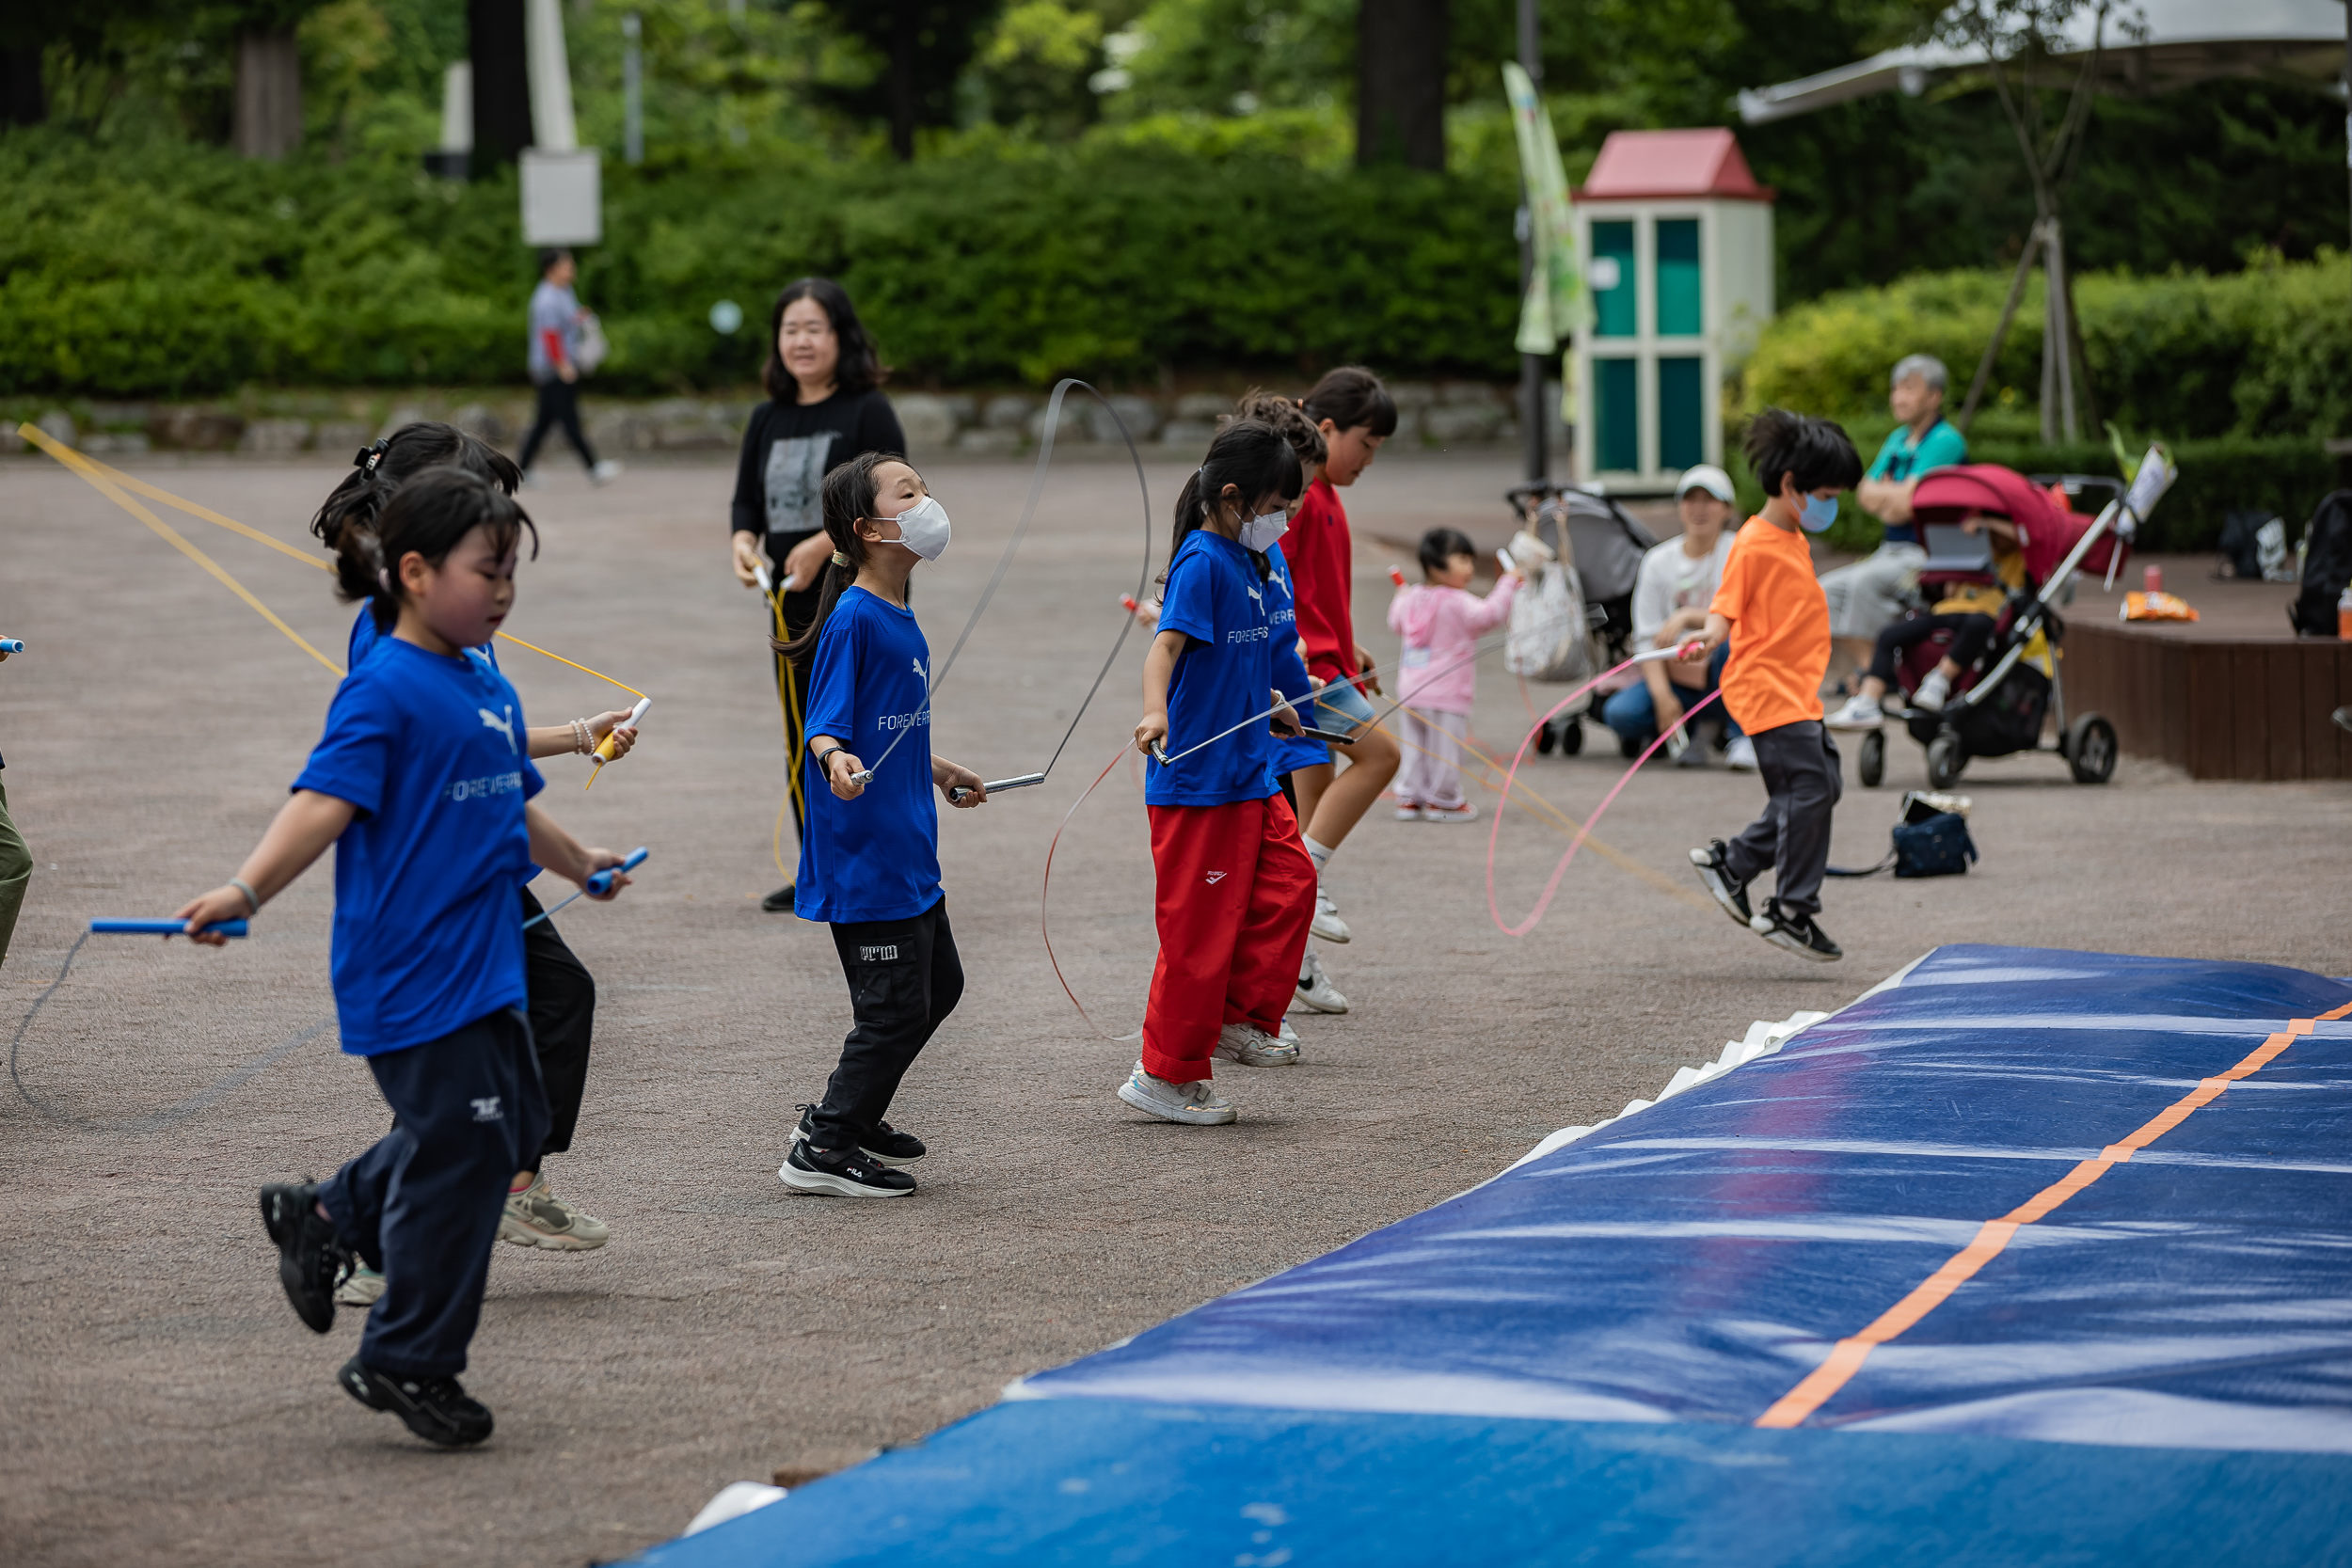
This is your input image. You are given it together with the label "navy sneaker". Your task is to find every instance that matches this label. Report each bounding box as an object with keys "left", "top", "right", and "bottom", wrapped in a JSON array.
[{"left": 339, "top": 1356, "right": 495, "bottom": 1447}]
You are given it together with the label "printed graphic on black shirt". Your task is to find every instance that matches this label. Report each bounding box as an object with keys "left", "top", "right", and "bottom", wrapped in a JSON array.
[{"left": 765, "top": 434, "right": 838, "bottom": 534}]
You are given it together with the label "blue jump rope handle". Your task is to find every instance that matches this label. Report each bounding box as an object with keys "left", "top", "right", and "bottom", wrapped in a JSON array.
[
  {"left": 585, "top": 846, "right": 649, "bottom": 895},
  {"left": 91, "top": 918, "right": 248, "bottom": 937},
  {"left": 0, "top": 640, "right": 24, "bottom": 654}
]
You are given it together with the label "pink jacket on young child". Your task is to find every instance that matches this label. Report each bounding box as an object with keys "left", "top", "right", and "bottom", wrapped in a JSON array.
[{"left": 1387, "top": 576, "right": 1519, "bottom": 715}]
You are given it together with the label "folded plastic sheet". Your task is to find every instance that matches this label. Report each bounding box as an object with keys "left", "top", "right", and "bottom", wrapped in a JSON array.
[{"left": 1019, "top": 945, "right": 2352, "bottom": 1451}]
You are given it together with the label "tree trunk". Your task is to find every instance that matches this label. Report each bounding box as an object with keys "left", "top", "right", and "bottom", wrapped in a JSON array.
[
  {"left": 232, "top": 29, "right": 302, "bottom": 159},
  {"left": 888, "top": 2, "right": 918, "bottom": 161},
  {"left": 469, "top": 0, "right": 534, "bottom": 174},
  {"left": 1, "top": 46, "right": 45, "bottom": 128},
  {"left": 1357, "top": 0, "right": 1448, "bottom": 172}
]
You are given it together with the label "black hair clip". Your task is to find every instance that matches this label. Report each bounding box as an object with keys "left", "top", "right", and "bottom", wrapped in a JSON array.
[{"left": 354, "top": 438, "right": 388, "bottom": 475}]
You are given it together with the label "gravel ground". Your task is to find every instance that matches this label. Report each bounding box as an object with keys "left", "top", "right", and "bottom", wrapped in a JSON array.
[{"left": 3, "top": 450, "right": 2346, "bottom": 1567}]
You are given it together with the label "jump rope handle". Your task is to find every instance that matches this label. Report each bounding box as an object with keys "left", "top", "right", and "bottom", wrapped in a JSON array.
[
  {"left": 947, "top": 771, "right": 1047, "bottom": 803},
  {"left": 0, "top": 639, "right": 24, "bottom": 654},
  {"left": 593, "top": 698, "right": 653, "bottom": 765},
  {"left": 91, "top": 917, "right": 248, "bottom": 938},
  {"left": 1389, "top": 565, "right": 1406, "bottom": 587},
  {"left": 754, "top": 563, "right": 772, "bottom": 594},
  {"left": 585, "top": 847, "right": 648, "bottom": 896}
]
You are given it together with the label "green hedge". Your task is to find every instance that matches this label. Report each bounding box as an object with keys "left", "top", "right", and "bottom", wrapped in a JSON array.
[
  {"left": 1723, "top": 431, "right": 2331, "bottom": 555},
  {"left": 1741, "top": 257, "right": 2352, "bottom": 443},
  {"left": 0, "top": 128, "right": 1521, "bottom": 397}
]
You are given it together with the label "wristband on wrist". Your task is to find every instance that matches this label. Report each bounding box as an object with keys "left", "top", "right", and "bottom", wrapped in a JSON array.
[
  {"left": 229, "top": 878, "right": 261, "bottom": 914},
  {"left": 814, "top": 746, "right": 843, "bottom": 776}
]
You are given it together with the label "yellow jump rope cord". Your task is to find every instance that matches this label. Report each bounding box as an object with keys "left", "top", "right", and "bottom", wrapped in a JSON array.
[
  {"left": 768, "top": 587, "right": 805, "bottom": 881},
  {"left": 21, "top": 422, "right": 646, "bottom": 703}
]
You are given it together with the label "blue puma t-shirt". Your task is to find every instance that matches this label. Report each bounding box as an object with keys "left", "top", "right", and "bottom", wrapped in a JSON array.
[
  {"left": 796, "top": 586, "right": 943, "bottom": 925},
  {"left": 1263, "top": 542, "right": 1329, "bottom": 777},
  {"left": 349, "top": 606, "right": 500, "bottom": 675},
  {"left": 1146, "top": 528, "right": 1279, "bottom": 809},
  {"left": 293, "top": 639, "right": 545, "bottom": 1055}
]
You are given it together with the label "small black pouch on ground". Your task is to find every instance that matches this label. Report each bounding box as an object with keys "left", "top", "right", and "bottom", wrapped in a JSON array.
[
  {"left": 2290, "top": 491, "right": 2352, "bottom": 636},
  {"left": 1828, "top": 791, "right": 1979, "bottom": 879}
]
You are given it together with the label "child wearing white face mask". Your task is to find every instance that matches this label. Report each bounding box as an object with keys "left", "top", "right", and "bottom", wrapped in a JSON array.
[{"left": 774, "top": 451, "right": 990, "bottom": 1197}]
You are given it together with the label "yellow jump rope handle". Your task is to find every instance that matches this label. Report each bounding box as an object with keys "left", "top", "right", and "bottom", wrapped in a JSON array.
[{"left": 595, "top": 698, "right": 654, "bottom": 764}]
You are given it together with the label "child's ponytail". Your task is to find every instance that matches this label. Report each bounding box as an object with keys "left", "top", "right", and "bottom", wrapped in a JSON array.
[
  {"left": 312, "top": 422, "right": 525, "bottom": 610},
  {"left": 779, "top": 450, "right": 900, "bottom": 668}
]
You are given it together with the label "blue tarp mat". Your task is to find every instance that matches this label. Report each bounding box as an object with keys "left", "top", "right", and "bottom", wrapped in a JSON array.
[
  {"left": 1025, "top": 945, "right": 2352, "bottom": 1450},
  {"left": 638, "top": 1398, "right": 2352, "bottom": 1567},
  {"left": 635, "top": 946, "right": 2352, "bottom": 1564}
]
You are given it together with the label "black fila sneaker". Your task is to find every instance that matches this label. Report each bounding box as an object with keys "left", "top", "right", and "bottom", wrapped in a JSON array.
[
  {"left": 778, "top": 1141, "right": 917, "bottom": 1197},
  {"left": 790, "top": 1103, "right": 926, "bottom": 1166}
]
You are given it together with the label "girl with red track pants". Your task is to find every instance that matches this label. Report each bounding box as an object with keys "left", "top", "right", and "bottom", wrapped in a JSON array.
[{"left": 1124, "top": 420, "right": 1319, "bottom": 1126}]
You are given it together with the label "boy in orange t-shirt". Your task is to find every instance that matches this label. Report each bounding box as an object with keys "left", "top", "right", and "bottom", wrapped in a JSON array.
[{"left": 1682, "top": 409, "right": 1863, "bottom": 962}]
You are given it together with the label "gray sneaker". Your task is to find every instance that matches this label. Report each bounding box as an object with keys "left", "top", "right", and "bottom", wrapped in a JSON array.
[
  {"left": 334, "top": 1261, "right": 386, "bottom": 1307},
  {"left": 1214, "top": 1022, "right": 1297, "bottom": 1067},
  {"left": 499, "top": 1173, "right": 611, "bottom": 1251},
  {"left": 1117, "top": 1063, "right": 1237, "bottom": 1125}
]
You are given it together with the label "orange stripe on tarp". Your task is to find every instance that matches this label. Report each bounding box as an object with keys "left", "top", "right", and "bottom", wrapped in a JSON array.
[{"left": 1754, "top": 999, "right": 2352, "bottom": 1430}]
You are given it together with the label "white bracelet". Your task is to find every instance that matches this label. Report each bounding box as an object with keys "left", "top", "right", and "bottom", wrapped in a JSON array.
[
  {"left": 572, "top": 718, "right": 592, "bottom": 754},
  {"left": 229, "top": 878, "right": 261, "bottom": 914}
]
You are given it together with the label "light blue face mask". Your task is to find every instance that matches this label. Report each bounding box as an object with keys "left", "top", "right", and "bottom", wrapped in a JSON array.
[{"left": 1799, "top": 492, "right": 1840, "bottom": 533}]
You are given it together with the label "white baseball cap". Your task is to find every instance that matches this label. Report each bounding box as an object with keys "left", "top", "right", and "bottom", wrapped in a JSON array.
[{"left": 1676, "top": 464, "right": 1735, "bottom": 503}]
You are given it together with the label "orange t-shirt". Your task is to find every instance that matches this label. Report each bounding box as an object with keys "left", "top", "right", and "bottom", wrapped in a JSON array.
[{"left": 1708, "top": 515, "right": 1829, "bottom": 735}]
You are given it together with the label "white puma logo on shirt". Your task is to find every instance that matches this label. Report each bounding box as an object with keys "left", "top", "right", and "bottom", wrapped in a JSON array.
[
  {"left": 1244, "top": 585, "right": 1263, "bottom": 607},
  {"left": 912, "top": 657, "right": 926, "bottom": 680},
  {"left": 478, "top": 705, "right": 516, "bottom": 753}
]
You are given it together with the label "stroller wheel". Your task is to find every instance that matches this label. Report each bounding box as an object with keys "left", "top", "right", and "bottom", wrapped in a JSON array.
[
  {"left": 2067, "top": 713, "right": 2118, "bottom": 784},
  {"left": 1926, "top": 733, "right": 1967, "bottom": 791},
  {"left": 1857, "top": 728, "right": 1885, "bottom": 789},
  {"left": 1536, "top": 721, "right": 1557, "bottom": 755},
  {"left": 1559, "top": 718, "right": 1584, "bottom": 755}
]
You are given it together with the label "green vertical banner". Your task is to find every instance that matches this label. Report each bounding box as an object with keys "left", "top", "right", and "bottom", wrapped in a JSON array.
[{"left": 1503, "top": 61, "right": 1579, "bottom": 367}]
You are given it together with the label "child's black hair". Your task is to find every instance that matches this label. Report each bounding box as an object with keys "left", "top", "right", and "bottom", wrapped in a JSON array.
[
  {"left": 780, "top": 449, "right": 914, "bottom": 668},
  {"left": 1168, "top": 420, "right": 1303, "bottom": 584},
  {"left": 1418, "top": 527, "right": 1477, "bottom": 578},
  {"left": 1232, "top": 388, "right": 1327, "bottom": 469},
  {"left": 337, "top": 467, "right": 538, "bottom": 630},
  {"left": 1743, "top": 408, "right": 1863, "bottom": 501},
  {"left": 310, "top": 422, "right": 521, "bottom": 564},
  {"left": 763, "top": 277, "right": 886, "bottom": 403},
  {"left": 1301, "top": 366, "right": 1399, "bottom": 440}
]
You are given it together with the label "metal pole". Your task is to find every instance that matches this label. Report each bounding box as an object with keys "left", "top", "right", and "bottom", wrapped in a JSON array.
[
  {"left": 622, "top": 11, "right": 643, "bottom": 166},
  {"left": 1518, "top": 0, "right": 1548, "bottom": 483}
]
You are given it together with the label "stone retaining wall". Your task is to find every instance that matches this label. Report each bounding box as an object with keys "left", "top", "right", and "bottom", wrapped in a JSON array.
[{"left": 4, "top": 382, "right": 1568, "bottom": 460}]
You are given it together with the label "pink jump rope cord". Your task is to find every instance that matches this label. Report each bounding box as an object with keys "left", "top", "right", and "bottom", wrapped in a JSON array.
[{"left": 1485, "top": 653, "right": 1721, "bottom": 937}]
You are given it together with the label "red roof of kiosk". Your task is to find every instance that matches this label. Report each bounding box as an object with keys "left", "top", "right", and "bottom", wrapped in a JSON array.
[{"left": 1573, "top": 129, "right": 1773, "bottom": 202}]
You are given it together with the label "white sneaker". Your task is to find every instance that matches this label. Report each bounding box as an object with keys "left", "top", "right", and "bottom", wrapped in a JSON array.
[
  {"left": 1393, "top": 804, "right": 1423, "bottom": 822},
  {"left": 334, "top": 1261, "right": 385, "bottom": 1307},
  {"left": 1913, "top": 669, "right": 1951, "bottom": 712},
  {"left": 1422, "top": 801, "right": 1477, "bottom": 824},
  {"left": 1213, "top": 1021, "right": 1298, "bottom": 1067},
  {"left": 499, "top": 1173, "right": 611, "bottom": 1251},
  {"left": 1311, "top": 888, "right": 1351, "bottom": 943},
  {"left": 591, "top": 459, "right": 625, "bottom": 484},
  {"left": 1725, "top": 736, "right": 1759, "bottom": 771},
  {"left": 1295, "top": 948, "right": 1349, "bottom": 1014},
  {"left": 1117, "top": 1063, "right": 1236, "bottom": 1125},
  {"left": 1825, "top": 694, "right": 1883, "bottom": 730}
]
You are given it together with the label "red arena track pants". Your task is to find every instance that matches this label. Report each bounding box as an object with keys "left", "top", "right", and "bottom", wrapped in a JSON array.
[{"left": 1141, "top": 793, "right": 1318, "bottom": 1083}]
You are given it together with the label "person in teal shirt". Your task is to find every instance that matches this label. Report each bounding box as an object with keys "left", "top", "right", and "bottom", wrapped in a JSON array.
[{"left": 1820, "top": 354, "right": 1968, "bottom": 678}]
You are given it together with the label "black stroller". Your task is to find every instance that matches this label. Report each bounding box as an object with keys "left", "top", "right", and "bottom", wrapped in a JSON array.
[{"left": 1502, "top": 483, "right": 1658, "bottom": 756}]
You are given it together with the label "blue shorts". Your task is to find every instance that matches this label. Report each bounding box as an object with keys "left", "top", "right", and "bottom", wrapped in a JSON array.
[{"left": 1312, "top": 679, "right": 1378, "bottom": 735}]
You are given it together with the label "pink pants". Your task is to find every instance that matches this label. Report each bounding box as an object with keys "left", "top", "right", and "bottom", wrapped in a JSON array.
[{"left": 1395, "top": 707, "right": 1470, "bottom": 809}]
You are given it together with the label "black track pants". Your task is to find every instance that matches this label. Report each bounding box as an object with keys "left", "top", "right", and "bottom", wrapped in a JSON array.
[
  {"left": 518, "top": 887, "right": 596, "bottom": 1165},
  {"left": 519, "top": 378, "right": 597, "bottom": 471},
  {"left": 808, "top": 897, "right": 962, "bottom": 1153},
  {"left": 1722, "top": 721, "right": 1843, "bottom": 918}
]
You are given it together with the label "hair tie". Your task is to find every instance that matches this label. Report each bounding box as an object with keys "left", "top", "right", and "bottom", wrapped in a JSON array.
[
  {"left": 355, "top": 438, "right": 388, "bottom": 476},
  {"left": 375, "top": 567, "right": 390, "bottom": 593},
  {"left": 831, "top": 551, "right": 850, "bottom": 567}
]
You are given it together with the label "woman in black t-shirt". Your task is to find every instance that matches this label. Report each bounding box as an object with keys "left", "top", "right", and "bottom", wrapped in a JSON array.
[{"left": 730, "top": 277, "right": 907, "bottom": 911}]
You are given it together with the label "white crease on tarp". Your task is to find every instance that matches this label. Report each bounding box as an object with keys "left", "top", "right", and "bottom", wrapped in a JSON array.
[{"left": 682, "top": 1481, "right": 787, "bottom": 1537}]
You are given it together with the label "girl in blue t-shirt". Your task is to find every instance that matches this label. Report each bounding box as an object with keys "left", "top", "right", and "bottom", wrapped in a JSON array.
[
  {"left": 172, "top": 467, "right": 635, "bottom": 1448},
  {"left": 1124, "top": 420, "right": 1319, "bottom": 1127},
  {"left": 773, "top": 450, "right": 990, "bottom": 1199},
  {"left": 310, "top": 423, "right": 637, "bottom": 1289}
]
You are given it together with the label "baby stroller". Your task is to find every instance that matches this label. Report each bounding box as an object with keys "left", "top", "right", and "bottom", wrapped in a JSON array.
[
  {"left": 1856, "top": 458, "right": 2166, "bottom": 791},
  {"left": 1502, "top": 483, "right": 1659, "bottom": 756}
]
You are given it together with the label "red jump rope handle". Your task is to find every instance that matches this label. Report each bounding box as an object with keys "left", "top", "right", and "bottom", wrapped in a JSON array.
[{"left": 1389, "top": 566, "right": 1407, "bottom": 587}]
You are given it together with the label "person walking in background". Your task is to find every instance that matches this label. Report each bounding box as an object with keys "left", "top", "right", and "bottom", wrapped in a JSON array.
[
  {"left": 1688, "top": 409, "right": 1862, "bottom": 965},
  {"left": 518, "top": 249, "right": 623, "bottom": 489},
  {"left": 728, "top": 278, "right": 909, "bottom": 914},
  {"left": 0, "top": 640, "right": 28, "bottom": 974},
  {"left": 1603, "top": 464, "right": 1746, "bottom": 768},
  {"left": 1818, "top": 355, "right": 1964, "bottom": 682},
  {"left": 1388, "top": 528, "right": 1520, "bottom": 822}
]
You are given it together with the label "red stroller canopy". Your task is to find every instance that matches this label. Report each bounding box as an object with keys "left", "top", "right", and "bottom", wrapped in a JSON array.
[{"left": 1910, "top": 464, "right": 2126, "bottom": 586}]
